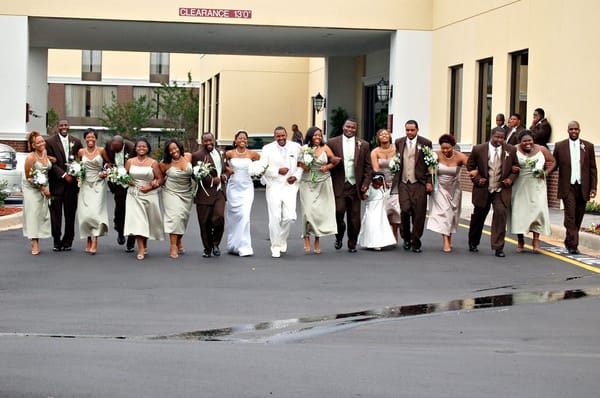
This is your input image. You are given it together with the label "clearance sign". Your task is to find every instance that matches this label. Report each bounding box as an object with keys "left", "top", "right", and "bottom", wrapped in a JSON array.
[{"left": 179, "top": 8, "right": 252, "bottom": 19}]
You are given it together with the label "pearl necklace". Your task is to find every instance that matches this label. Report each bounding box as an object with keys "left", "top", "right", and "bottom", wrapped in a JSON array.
[{"left": 235, "top": 147, "right": 247, "bottom": 155}]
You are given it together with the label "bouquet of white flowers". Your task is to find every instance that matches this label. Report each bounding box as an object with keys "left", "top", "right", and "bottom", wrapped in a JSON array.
[
  {"left": 106, "top": 166, "right": 135, "bottom": 188},
  {"left": 30, "top": 167, "right": 49, "bottom": 201},
  {"left": 420, "top": 145, "right": 438, "bottom": 191},
  {"left": 192, "top": 160, "right": 215, "bottom": 196},
  {"left": 66, "top": 156, "right": 85, "bottom": 187},
  {"left": 248, "top": 159, "right": 268, "bottom": 181},
  {"left": 299, "top": 145, "right": 318, "bottom": 182},
  {"left": 388, "top": 153, "right": 402, "bottom": 174},
  {"left": 524, "top": 157, "right": 545, "bottom": 178}
]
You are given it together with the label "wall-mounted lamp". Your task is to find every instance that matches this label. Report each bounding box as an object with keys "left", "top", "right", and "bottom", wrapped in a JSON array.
[
  {"left": 376, "top": 78, "right": 393, "bottom": 102},
  {"left": 312, "top": 92, "right": 326, "bottom": 126}
]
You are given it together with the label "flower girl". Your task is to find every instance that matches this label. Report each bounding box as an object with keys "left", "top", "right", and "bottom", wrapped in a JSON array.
[{"left": 357, "top": 172, "right": 398, "bottom": 250}]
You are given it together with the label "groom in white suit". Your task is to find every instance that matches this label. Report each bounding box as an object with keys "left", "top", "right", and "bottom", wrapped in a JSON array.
[{"left": 261, "top": 126, "right": 303, "bottom": 257}]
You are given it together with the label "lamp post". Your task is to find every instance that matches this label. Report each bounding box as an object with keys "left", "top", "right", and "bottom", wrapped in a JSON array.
[{"left": 311, "top": 92, "right": 326, "bottom": 127}]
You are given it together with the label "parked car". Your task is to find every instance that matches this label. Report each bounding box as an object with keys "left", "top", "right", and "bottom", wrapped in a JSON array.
[
  {"left": 0, "top": 143, "right": 25, "bottom": 204},
  {"left": 217, "top": 133, "right": 273, "bottom": 154}
]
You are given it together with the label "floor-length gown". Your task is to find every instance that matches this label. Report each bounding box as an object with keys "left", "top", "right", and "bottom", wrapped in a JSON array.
[
  {"left": 162, "top": 164, "right": 193, "bottom": 235},
  {"left": 124, "top": 164, "right": 164, "bottom": 240},
  {"left": 22, "top": 160, "right": 51, "bottom": 239},
  {"left": 509, "top": 150, "right": 551, "bottom": 235},
  {"left": 226, "top": 157, "right": 254, "bottom": 256},
  {"left": 357, "top": 185, "right": 397, "bottom": 248},
  {"left": 378, "top": 158, "right": 402, "bottom": 224},
  {"left": 299, "top": 150, "right": 337, "bottom": 237},
  {"left": 427, "top": 163, "right": 461, "bottom": 235},
  {"left": 78, "top": 154, "right": 109, "bottom": 238}
]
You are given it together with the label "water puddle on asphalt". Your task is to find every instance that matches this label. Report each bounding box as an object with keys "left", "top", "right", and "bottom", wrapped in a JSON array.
[
  {"left": 4, "top": 287, "right": 599, "bottom": 343},
  {"left": 152, "top": 287, "right": 600, "bottom": 343}
]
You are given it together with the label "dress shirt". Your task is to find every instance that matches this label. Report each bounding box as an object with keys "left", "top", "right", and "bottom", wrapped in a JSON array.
[
  {"left": 211, "top": 149, "right": 222, "bottom": 190},
  {"left": 59, "top": 134, "right": 70, "bottom": 159},
  {"left": 343, "top": 136, "right": 356, "bottom": 185},
  {"left": 570, "top": 138, "right": 581, "bottom": 184}
]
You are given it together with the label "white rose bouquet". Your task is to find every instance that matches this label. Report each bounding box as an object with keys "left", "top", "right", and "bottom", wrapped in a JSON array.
[
  {"left": 106, "top": 166, "right": 135, "bottom": 188},
  {"left": 30, "top": 167, "right": 49, "bottom": 201},
  {"left": 299, "top": 145, "right": 318, "bottom": 182},
  {"left": 66, "top": 155, "right": 85, "bottom": 187},
  {"left": 192, "top": 160, "right": 215, "bottom": 196},
  {"left": 388, "top": 153, "right": 402, "bottom": 174}
]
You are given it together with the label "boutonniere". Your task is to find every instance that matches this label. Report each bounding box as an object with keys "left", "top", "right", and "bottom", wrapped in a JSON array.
[
  {"left": 69, "top": 154, "right": 75, "bottom": 161},
  {"left": 504, "top": 150, "right": 509, "bottom": 158},
  {"left": 417, "top": 144, "right": 422, "bottom": 151},
  {"left": 124, "top": 153, "right": 129, "bottom": 160},
  {"left": 357, "top": 141, "right": 362, "bottom": 148},
  {"left": 580, "top": 144, "right": 585, "bottom": 151}
]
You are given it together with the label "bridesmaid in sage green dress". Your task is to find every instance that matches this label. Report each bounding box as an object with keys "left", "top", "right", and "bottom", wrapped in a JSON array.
[
  {"left": 76, "top": 128, "right": 110, "bottom": 255},
  {"left": 124, "top": 137, "right": 164, "bottom": 260},
  {"left": 22, "top": 131, "right": 53, "bottom": 255},
  {"left": 298, "top": 127, "right": 340, "bottom": 254},
  {"left": 159, "top": 139, "right": 194, "bottom": 259}
]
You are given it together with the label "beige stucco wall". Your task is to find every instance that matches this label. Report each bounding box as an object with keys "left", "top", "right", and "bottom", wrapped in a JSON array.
[
  {"left": 430, "top": 0, "right": 600, "bottom": 147},
  {"left": 2, "top": 0, "right": 432, "bottom": 30}
]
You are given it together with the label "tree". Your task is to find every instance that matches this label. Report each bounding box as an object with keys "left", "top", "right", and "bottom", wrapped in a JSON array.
[
  {"left": 46, "top": 108, "right": 59, "bottom": 135},
  {"left": 329, "top": 107, "right": 350, "bottom": 138},
  {"left": 154, "top": 72, "right": 199, "bottom": 151},
  {"left": 101, "top": 93, "right": 154, "bottom": 140}
]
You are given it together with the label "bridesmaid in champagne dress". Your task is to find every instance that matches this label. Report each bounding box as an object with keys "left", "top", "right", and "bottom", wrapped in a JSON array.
[
  {"left": 509, "top": 130, "right": 556, "bottom": 253},
  {"left": 124, "top": 137, "right": 164, "bottom": 260},
  {"left": 298, "top": 127, "right": 339, "bottom": 254},
  {"left": 22, "top": 131, "right": 52, "bottom": 255},
  {"left": 159, "top": 139, "right": 193, "bottom": 259},
  {"left": 76, "top": 128, "right": 110, "bottom": 254},
  {"left": 426, "top": 134, "right": 468, "bottom": 252},
  {"left": 225, "top": 130, "right": 261, "bottom": 257},
  {"left": 370, "top": 129, "right": 401, "bottom": 241}
]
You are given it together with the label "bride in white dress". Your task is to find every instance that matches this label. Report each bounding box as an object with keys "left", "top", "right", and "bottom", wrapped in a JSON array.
[{"left": 225, "top": 130, "right": 262, "bottom": 256}]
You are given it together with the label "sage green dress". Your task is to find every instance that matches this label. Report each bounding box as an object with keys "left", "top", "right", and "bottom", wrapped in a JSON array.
[
  {"left": 22, "top": 160, "right": 51, "bottom": 239},
  {"left": 124, "top": 164, "right": 164, "bottom": 240},
  {"left": 162, "top": 163, "right": 194, "bottom": 235},
  {"left": 78, "top": 154, "right": 109, "bottom": 238},
  {"left": 299, "top": 150, "right": 337, "bottom": 237}
]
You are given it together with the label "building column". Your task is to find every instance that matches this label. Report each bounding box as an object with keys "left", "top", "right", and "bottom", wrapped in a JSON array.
[
  {"left": 389, "top": 30, "right": 432, "bottom": 140},
  {"left": 0, "top": 16, "right": 29, "bottom": 147},
  {"left": 27, "top": 47, "right": 49, "bottom": 136},
  {"left": 324, "top": 56, "right": 362, "bottom": 138}
]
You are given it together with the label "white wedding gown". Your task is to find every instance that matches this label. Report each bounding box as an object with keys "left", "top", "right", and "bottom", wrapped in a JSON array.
[{"left": 226, "top": 158, "right": 255, "bottom": 256}]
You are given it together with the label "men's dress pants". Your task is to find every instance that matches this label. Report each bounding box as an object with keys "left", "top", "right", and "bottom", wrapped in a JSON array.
[
  {"left": 563, "top": 184, "right": 586, "bottom": 250},
  {"left": 266, "top": 183, "right": 298, "bottom": 253}
]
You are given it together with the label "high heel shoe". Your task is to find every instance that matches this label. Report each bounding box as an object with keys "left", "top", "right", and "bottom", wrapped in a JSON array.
[
  {"left": 169, "top": 244, "right": 179, "bottom": 259},
  {"left": 532, "top": 237, "right": 541, "bottom": 253},
  {"left": 517, "top": 237, "right": 525, "bottom": 253},
  {"left": 89, "top": 237, "right": 97, "bottom": 255},
  {"left": 314, "top": 238, "right": 321, "bottom": 254},
  {"left": 303, "top": 237, "right": 311, "bottom": 253},
  {"left": 31, "top": 240, "right": 40, "bottom": 255},
  {"left": 85, "top": 237, "right": 92, "bottom": 253}
]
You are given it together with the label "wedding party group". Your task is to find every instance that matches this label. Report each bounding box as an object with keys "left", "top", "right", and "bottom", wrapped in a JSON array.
[{"left": 21, "top": 116, "right": 596, "bottom": 260}]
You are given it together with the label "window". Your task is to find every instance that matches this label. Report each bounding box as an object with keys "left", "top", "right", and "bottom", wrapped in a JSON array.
[
  {"left": 133, "top": 87, "right": 165, "bottom": 119},
  {"left": 82, "top": 50, "right": 102, "bottom": 81},
  {"left": 207, "top": 79, "right": 213, "bottom": 132},
  {"left": 214, "top": 74, "right": 220, "bottom": 136},
  {"left": 449, "top": 65, "right": 463, "bottom": 140},
  {"left": 65, "top": 85, "right": 116, "bottom": 118},
  {"left": 510, "top": 50, "right": 528, "bottom": 126},
  {"left": 477, "top": 58, "right": 493, "bottom": 143},
  {"left": 200, "top": 82, "right": 206, "bottom": 132},
  {"left": 150, "top": 52, "right": 170, "bottom": 83}
]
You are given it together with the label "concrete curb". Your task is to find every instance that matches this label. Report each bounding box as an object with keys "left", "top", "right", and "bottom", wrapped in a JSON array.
[{"left": 0, "top": 210, "right": 22, "bottom": 231}]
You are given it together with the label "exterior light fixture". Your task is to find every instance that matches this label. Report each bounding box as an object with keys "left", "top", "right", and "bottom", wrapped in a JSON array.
[{"left": 376, "top": 78, "right": 392, "bottom": 102}]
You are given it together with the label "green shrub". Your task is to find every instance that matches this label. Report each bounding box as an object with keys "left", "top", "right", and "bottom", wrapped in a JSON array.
[
  {"left": 585, "top": 201, "right": 600, "bottom": 213},
  {"left": 0, "top": 180, "right": 8, "bottom": 207}
]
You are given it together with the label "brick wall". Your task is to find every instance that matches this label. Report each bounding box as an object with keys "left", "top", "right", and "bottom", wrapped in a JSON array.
[
  {"left": 48, "top": 83, "right": 65, "bottom": 120},
  {"left": 0, "top": 140, "right": 27, "bottom": 152}
]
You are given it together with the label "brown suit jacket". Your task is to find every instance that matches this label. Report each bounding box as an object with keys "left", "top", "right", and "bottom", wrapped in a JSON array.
[
  {"left": 467, "top": 142, "right": 519, "bottom": 208},
  {"left": 191, "top": 146, "right": 227, "bottom": 205},
  {"left": 328, "top": 135, "right": 372, "bottom": 197},
  {"left": 553, "top": 138, "right": 597, "bottom": 201},
  {"left": 530, "top": 118, "right": 552, "bottom": 147},
  {"left": 505, "top": 125, "right": 524, "bottom": 146},
  {"left": 104, "top": 139, "right": 134, "bottom": 165},
  {"left": 391, "top": 136, "right": 433, "bottom": 190},
  {"left": 45, "top": 133, "right": 83, "bottom": 195}
]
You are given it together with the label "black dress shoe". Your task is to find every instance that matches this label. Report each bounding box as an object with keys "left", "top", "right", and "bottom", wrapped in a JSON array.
[
  {"left": 212, "top": 247, "right": 221, "bottom": 257},
  {"left": 117, "top": 234, "right": 126, "bottom": 245},
  {"left": 469, "top": 245, "right": 479, "bottom": 252},
  {"left": 411, "top": 247, "right": 422, "bottom": 253},
  {"left": 202, "top": 251, "right": 212, "bottom": 258},
  {"left": 348, "top": 247, "right": 357, "bottom": 253},
  {"left": 53, "top": 246, "right": 62, "bottom": 252},
  {"left": 335, "top": 240, "right": 343, "bottom": 250},
  {"left": 495, "top": 250, "right": 506, "bottom": 257},
  {"left": 403, "top": 241, "right": 411, "bottom": 250},
  {"left": 62, "top": 246, "right": 72, "bottom": 252},
  {"left": 569, "top": 249, "right": 580, "bottom": 255}
]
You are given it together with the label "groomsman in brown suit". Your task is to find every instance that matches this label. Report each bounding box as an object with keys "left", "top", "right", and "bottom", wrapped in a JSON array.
[
  {"left": 104, "top": 135, "right": 135, "bottom": 250},
  {"left": 45, "top": 119, "right": 83, "bottom": 251},
  {"left": 328, "top": 119, "right": 372, "bottom": 252},
  {"left": 192, "top": 132, "right": 228, "bottom": 258},
  {"left": 467, "top": 127, "right": 520, "bottom": 257},
  {"left": 392, "top": 120, "right": 433, "bottom": 253},
  {"left": 505, "top": 113, "right": 524, "bottom": 146},
  {"left": 553, "top": 121, "right": 597, "bottom": 254}
]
